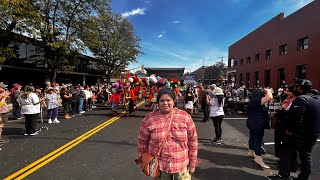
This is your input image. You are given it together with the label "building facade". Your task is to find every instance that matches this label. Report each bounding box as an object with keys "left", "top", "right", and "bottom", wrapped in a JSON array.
[
  {"left": 0, "top": 31, "right": 106, "bottom": 87},
  {"left": 227, "top": 0, "right": 320, "bottom": 90}
]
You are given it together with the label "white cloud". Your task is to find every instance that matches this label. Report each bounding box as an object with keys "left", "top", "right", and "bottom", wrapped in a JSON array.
[
  {"left": 173, "top": 21, "right": 180, "bottom": 24},
  {"left": 273, "top": 0, "right": 313, "bottom": 15},
  {"left": 294, "top": 0, "right": 313, "bottom": 9},
  {"left": 157, "top": 31, "right": 166, "bottom": 38},
  {"left": 140, "top": 42, "right": 228, "bottom": 71},
  {"left": 121, "top": 8, "right": 147, "bottom": 17}
]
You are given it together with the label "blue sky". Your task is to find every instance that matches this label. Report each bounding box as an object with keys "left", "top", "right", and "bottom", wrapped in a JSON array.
[{"left": 110, "top": 0, "right": 313, "bottom": 73}]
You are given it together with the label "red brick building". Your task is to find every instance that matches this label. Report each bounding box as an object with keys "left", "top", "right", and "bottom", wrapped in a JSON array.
[{"left": 227, "top": 0, "right": 320, "bottom": 91}]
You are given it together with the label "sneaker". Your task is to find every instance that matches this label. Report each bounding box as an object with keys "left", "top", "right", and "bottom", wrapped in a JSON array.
[
  {"left": 80, "top": 111, "right": 85, "bottom": 114},
  {"left": 267, "top": 174, "right": 293, "bottom": 180},
  {"left": 24, "top": 133, "right": 30, "bottom": 136},
  {"left": 29, "top": 132, "right": 39, "bottom": 136},
  {"left": 266, "top": 175, "right": 282, "bottom": 180},
  {"left": 211, "top": 138, "right": 222, "bottom": 144},
  {"left": 248, "top": 149, "right": 256, "bottom": 158},
  {"left": 0, "top": 139, "right": 9, "bottom": 143},
  {"left": 53, "top": 119, "right": 60, "bottom": 123},
  {"left": 48, "top": 119, "right": 52, "bottom": 124},
  {"left": 254, "top": 156, "right": 270, "bottom": 169}
]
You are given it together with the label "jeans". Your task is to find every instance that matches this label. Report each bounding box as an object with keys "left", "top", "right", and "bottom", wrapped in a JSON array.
[
  {"left": 12, "top": 104, "right": 21, "bottom": 119},
  {"left": 202, "top": 105, "right": 210, "bottom": 121},
  {"left": 47, "top": 107, "right": 59, "bottom": 119},
  {"left": 211, "top": 115, "right": 224, "bottom": 139},
  {"left": 79, "top": 98, "right": 84, "bottom": 112},
  {"left": 71, "top": 99, "right": 79, "bottom": 115},
  {"left": 248, "top": 127, "right": 264, "bottom": 156},
  {"left": 296, "top": 137, "right": 317, "bottom": 180}
]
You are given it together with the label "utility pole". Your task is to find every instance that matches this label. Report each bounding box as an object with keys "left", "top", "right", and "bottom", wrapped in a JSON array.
[
  {"left": 218, "top": 56, "right": 223, "bottom": 64},
  {"left": 218, "top": 56, "right": 226, "bottom": 86}
]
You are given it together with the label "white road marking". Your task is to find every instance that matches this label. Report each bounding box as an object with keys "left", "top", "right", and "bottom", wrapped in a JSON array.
[
  {"left": 264, "top": 139, "right": 320, "bottom": 146},
  {"left": 224, "top": 118, "right": 247, "bottom": 120}
]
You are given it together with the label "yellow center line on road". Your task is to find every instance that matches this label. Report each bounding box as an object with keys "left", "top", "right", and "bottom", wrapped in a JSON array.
[{"left": 5, "top": 100, "right": 145, "bottom": 180}]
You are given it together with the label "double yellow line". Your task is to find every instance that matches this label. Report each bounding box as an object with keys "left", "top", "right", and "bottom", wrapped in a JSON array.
[{"left": 5, "top": 100, "right": 145, "bottom": 180}]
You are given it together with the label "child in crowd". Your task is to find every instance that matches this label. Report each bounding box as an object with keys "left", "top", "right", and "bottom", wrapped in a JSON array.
[{"left": 109, "top": 91, "right": 120, "bottom": 116}]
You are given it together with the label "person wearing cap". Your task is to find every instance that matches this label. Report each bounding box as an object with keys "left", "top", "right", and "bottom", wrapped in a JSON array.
[
  {"left": 45, "top": 87, "right": 61, "bottom": 124},
  {"left": 246, "top": 87, "right": 273, "bottom": 169},
  {"left": 206, "top": 87, "right": 225, "bottom": 143},
  {"left": 209, "top": 84, "right": 217, "bottom": 94},
  {"left": 0, "top": 83, "right": 10, "bottom": 143},
  {"left": 286, "top": 79, "right": 320, "bottom": 180}
]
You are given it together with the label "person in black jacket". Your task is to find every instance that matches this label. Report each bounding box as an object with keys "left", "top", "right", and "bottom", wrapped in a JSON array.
[
  {"left": 269, "top": 80, "right": 320, "bottom": 180},
  {"left": 289, "top": 79, "right": 320, "bottom": 180}
]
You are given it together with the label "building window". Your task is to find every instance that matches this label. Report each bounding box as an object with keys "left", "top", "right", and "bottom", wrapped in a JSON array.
[
  {"left": 246, "top": 57, "right": 251, "bottom": 64},
  {"left": 234, "top": 60, "right": 237, "bottom": 67},
  {"left": 239, "top": 73, "right": 243, "bottom": 85},
  {"left": 297, "top": 37, "right": 308, "bottom": 50},
  {"left": 279, "top": 44, "right": 287, "bottom": 55},
  {"left": 254, "top": 71, "right": 259, "bottom": 85},
  {"left": 255, "top": 53, "right": 260, "bottom": 62},
  {"left": 296, "top": 65, "right": 307, "bottom": 79},
  {"left": 240, "top": 59, "right": 243, "bottom": 66},
  {"left": 265, "top": 49, "right": 272, "bottom": 59},
  {"left": 246, "top": 72, "right": 250, "bottom": 87},
  {"left": 278, "top": 68, "right": 285, "bottom": 87},
  {"left": 265, "top": 70, "right": 271, "bottom": 87},
  {"left": 230, "top": 59, "right": 234, "bottom": 67}
]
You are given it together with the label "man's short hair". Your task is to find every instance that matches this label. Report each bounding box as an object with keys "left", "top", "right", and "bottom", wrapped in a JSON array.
[{"left": 294, "top": 79, "right": 313, "bottom": 91}]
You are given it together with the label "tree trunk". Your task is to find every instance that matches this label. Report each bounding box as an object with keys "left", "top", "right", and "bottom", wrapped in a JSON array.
[
  {"left": 106, "top": 76, "right": 110, "bottom": 86},
  {"left": 51, "top": 69, "right": 57, "bottom": 84},
  {"left": 106, "top": 70, "right": 111, "bottom": 86},
  {"left": 45, "top": 72, "right": 51, "bottom": 88}
]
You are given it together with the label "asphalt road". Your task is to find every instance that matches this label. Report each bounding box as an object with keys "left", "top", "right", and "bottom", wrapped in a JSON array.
[{"left": 1, "top": 100, "right": 319, "bottom": 180}]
